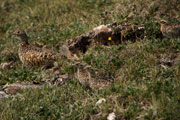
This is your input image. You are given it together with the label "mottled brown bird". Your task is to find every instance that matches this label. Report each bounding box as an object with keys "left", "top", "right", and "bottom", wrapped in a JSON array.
[
  {"left": 13, "top": 29, "right": 58, "bottom": 68},
  {"left": 75, "top": 63, "right": 112, "bottom": 90},
  {"left": 160, "top": 20, "right": 180, "bottom": 38}
]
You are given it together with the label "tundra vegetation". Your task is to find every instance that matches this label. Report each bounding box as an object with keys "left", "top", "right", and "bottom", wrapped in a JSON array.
[{"left": 0, "top": 0, "right": 180, "bottom": 119}]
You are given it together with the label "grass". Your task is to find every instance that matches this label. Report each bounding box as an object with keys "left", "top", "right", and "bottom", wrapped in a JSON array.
[{"left": 1, "top": 0, "right": 180, "bottom": 119}]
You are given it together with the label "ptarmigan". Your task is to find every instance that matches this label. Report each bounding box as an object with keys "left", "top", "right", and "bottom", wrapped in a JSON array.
[
  {"left": 13, "top": 29, "right": 58, "bottom": 68},
  {"left": 160, "top": 20, "right": 180, "bottom": 38}
]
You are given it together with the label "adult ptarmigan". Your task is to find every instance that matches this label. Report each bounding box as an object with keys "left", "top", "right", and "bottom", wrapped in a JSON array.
[
  {"left": 160, "top": 20, "right": 180, "bottom": 38},
  {"left": 13, "top": 29, "right": 58, "bottom": 68}
]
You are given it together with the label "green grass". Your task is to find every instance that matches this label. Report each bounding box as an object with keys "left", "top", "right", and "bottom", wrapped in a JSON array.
[{"left": 1, "top": 0, "right": 180, "bottom": 119}]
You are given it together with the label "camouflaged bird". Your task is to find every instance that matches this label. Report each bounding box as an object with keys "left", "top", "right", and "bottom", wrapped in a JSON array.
[
  {"left": 160, "top": 20, "right": 180, "bottom": 38},
  {"left": 75, "top": 62, "right": 112, "bottom": 90},
  {"left": 13, "top": 29, "right": 58, "bottom": 68}
]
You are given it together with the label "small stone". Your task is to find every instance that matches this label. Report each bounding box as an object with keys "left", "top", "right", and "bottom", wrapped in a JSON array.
[
  {"left": 95, "top": 98, "right": 106, "bottom": 106},
  {"left": 0, "top": 62, "right": 13, "bottom": 70},
  {"left": 93, "top": 25, "right": 112, "bottom": 36},
  {"left": 53, "top": 74, "right": 70, "bottom": 86},
  {"left": 93, "top": 25, "right": 112, "bottom": 33},
  {"left": 107, "top": 112, "right": 116, "bottom": 120}
]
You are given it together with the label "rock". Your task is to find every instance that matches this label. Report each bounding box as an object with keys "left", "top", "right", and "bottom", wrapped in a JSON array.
[
  {"left": 0, "top": 61, "right": 13, "bottom": 70},
  {"left": 95, "top": 98, "right": 106, "bottom": 106},
  {"left": 53, "top": 74, "right": 70, "bottom": 86},
  {"left": 93, "top": 25, "right": 112, "bottom": 32},
  {"left": 2, "top": 82, "right": 44, "bottom": 95},
  {"left": 0, "top": 82, "right": 44, "bottom": 100},
  {"left": 107, "top": 112, "right": 116, "bottom": 120}
]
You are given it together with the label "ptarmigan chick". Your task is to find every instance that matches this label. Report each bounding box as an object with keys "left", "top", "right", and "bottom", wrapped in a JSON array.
[
  {"left": 160, "top": 20, "right": 180, "bottom": 38},
  {"left": 13, "top": 29, "right": 58, "bottom": 68}
]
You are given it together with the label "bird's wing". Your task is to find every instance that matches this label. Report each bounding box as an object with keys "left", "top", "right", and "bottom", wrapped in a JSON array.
[
  {"left": 26, "top": 46, "right": 57, "bottom": 65},
  {"left": 167, "top": 24, "right": 180, "bottom": 33}
]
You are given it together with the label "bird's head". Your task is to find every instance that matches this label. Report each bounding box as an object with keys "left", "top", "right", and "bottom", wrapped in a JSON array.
[
  {"left": 159, "top": 20, "right": 168, "bottom": 25},
  {"left": 13, "top": 29, "right": 26, "bottom": 37},
  {"left": 13, "top": 29, "right": 29, "bottom": 44}
]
